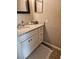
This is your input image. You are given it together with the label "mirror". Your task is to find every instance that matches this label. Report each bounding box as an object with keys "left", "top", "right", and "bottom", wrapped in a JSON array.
[
  {"left": 17, "top": 0, "right": 30, "bottom": 13},
  {"left": 35, "top": 0, "right": 43, "bottom": 13}
]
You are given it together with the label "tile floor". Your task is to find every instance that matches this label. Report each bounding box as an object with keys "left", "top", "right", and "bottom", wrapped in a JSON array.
[
  {"left": 49, "top": 48, "right": 61, "bottom": 59},
  {"left": 27, "top": 44, "right": 61, "bottom": 59}
]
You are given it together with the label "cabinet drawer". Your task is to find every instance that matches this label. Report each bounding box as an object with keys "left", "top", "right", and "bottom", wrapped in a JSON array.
[
  {"left": 39, "top": 26, "right": 43, "bottom": 32},
  {"left": 31, "top": 29, "right": 38, "bottom": 36},
  {"left": 39, "top": 31, "right": 43, "bottom": 35},
  {"left": 19, "top": 29, "right": 38, "bottom": 43},
  {"left": 19, "top": 33, "right": 32, "bottom": 43}
]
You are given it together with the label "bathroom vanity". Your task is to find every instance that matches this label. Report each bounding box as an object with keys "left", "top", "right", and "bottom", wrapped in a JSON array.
[{"left": 17, "top": 24, "right": 44, "bottom": 59}]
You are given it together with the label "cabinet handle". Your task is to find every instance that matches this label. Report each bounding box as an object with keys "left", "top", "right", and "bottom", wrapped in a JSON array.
[
  {"left": 28, "top": 39, "right": 32, "bottom": 42},
  {"left": 28, "top": 40, "right": 30, "bottom": 42},
  {"left": 31, "top": 39, "right": 32, "bottom": 41}
]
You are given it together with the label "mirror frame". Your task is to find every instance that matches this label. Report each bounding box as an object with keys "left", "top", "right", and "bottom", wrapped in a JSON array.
[{"left": 17, "top": 0, "right": 30, "bottom": 14}]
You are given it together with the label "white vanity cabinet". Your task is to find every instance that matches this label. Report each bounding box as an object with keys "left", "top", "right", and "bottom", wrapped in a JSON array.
[{"left": 17, "top": 26, "right": 44, "bottom": 59}]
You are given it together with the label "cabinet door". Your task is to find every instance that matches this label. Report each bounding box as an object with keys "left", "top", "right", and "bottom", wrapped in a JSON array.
[
  {"left": 19, "top": 29, "right": 38, "bottom": 43},
  {"left": 30, "top": 34, "right": 39, "bottom": 51},
  {"left": 21, "top": 34, "right": 39, "bottom": 59},
  {"left": 17, "top": 43, "right": 23, "bottom": 59},
  {"left": 38, "top": 27, "right": 43, "bottom": 43},
  {"left": 21, "top": 38, "right": 32, "bottom": 59}
]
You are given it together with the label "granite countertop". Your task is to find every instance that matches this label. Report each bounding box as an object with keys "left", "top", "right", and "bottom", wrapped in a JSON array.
[{"left": 17, "top": 24, "right": 44, "bottom": 36}]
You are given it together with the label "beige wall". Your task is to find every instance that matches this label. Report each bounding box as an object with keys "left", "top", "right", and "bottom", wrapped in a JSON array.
[{"left": 33, "top": 0, "right": 61, "bottom": 48}]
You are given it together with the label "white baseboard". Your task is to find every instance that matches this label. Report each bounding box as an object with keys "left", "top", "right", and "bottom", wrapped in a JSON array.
[{"left": 43, "top": 41, "right": 61, "bottom": 51}]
